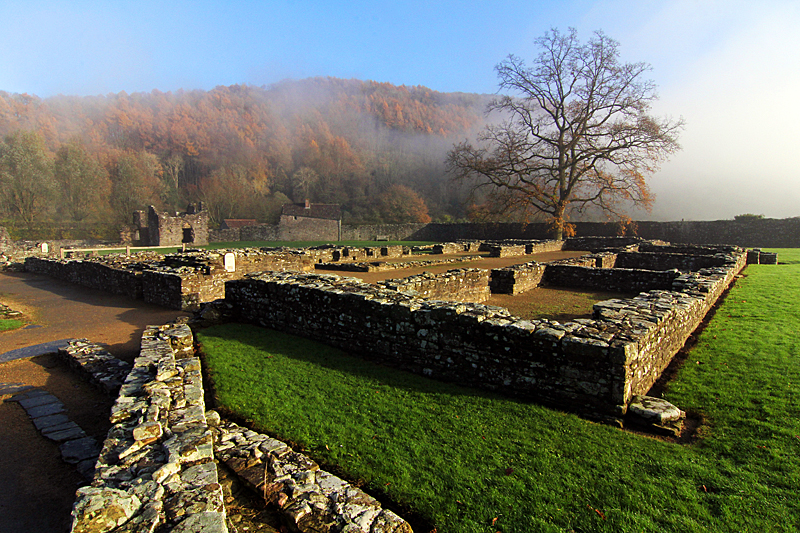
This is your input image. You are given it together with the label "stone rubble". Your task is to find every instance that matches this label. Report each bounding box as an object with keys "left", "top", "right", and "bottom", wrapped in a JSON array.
[
  {"left": 627, "top": 395, "right": 686, "bottom": 437},
  {"left": 212, "top": 418, "right": 412, "bottom": 533},
  {"left": 58, "top": 339, "right": 133, "bottom": 395}
]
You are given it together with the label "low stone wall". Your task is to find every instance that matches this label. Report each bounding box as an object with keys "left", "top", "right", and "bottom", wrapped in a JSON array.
[
  {"left": 58, "top": 340, "right": 132, "bottom": 396},
  {"left": 431, "top": 242, "right": 467, "bottom": 254},
  {"left": 226, "top": 247, "right": 745, "bottom": 417},
  {"left": 25, "top": 256, "right": 144, "bottom": 300},
  {"left": 487, "top": 244, "right": 526, "bottom": 257},
  {"left": 25, "top": 249, "right": 317, "bottom": 311},
  {"left": 214, "top": 420, "right": 412, "bottom": 533},
  {"left": 542, "top": 264, "right": 679, "bottom": 293},
  {"left": 61, "top": 329, "right": 414, "bottom": 533},
  {"left": 70, "top": 324, "right": 228, "bottom": 533},
  {"left": 613, "top": 251, "right": 728, "bottom": 272},
  {"left": 316, "top": 255, "right": 482, "bottom": 273},
  {"left": 489, "top": 262, "right": 547, "bottom": 295},
  {"left": 378, "top": 268, "right": 490, "bottom": 303}
]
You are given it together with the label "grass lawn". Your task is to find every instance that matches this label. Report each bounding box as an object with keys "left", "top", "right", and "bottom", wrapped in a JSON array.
[
  {"left": 0, "top": 318, "right": 24, "bottom": 331},
  {"left": 198, "top": 248, "right": 800, "bottom": 533}
]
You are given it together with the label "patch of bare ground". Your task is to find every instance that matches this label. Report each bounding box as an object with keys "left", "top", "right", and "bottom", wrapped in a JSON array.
[
  {"left": 487, "top": 286, "right": 638, "bottom": 322},
  {"left": 0, "top": 354, "right": 115, "bottom": 533}
]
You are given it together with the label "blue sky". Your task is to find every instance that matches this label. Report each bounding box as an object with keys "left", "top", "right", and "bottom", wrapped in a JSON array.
[{"left": 1, "top": 0, "right": 798, "bottom": 220}]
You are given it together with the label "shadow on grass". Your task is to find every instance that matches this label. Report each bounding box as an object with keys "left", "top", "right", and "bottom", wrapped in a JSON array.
[{"left": 198, "top": 322, "right": 504, "bottom": 404}]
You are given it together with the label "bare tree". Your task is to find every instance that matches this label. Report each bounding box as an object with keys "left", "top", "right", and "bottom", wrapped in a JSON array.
[{"left": 448, "top": 28, "right": 684, "bottom": 238}]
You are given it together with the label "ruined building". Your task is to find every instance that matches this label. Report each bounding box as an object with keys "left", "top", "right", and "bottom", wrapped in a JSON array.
[{"left": 125, "top": 204, "right": 209, "bottom": 247}]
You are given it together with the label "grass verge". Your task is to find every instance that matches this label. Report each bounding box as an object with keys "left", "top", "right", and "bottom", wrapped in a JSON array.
[
  {"left": 199, "top": 248, "right": 800, "bottom": 532},
  {"left": 0, "top": 318, "right": 24, "bottom": 331}
]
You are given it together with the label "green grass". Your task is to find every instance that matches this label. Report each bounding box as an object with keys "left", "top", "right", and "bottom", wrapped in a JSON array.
[
  {"left": 0, "top": 318, "right": 24, "bottom": 331},
  {"left": 198, "top": 248, "right": 800, "bottom": 532}
]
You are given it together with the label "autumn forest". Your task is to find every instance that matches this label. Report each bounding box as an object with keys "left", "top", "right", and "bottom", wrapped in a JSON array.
[{"left": 0, "top": 78, "right": 493, "bottom": 235}]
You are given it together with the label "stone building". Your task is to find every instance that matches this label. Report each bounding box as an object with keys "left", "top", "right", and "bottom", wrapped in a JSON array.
[
  {"left": 279, "top": 200, "right": 342, "bottom": 241},
  {"left": 126, "top": 204, "right": 209, "bottom": 247}
]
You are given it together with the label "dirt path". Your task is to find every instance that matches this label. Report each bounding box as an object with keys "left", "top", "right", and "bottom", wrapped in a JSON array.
[{"left": 0, "top": 272, "right": 188, "bottom": 533}]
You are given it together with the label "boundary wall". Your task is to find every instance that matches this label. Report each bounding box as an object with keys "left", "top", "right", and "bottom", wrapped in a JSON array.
[
  {"left": 225, "top": 246, "right": 746, "bottom": 417},
  {"left": 210, "top": 219, "right": 800, "bottom": 248}
]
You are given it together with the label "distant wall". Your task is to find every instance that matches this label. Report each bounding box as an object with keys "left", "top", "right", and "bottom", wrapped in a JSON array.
[
  {"left": 278, "top": 215, "right": 340, "bottom": 241},
  {"left": 213, "top": 219, "right": 800, "bottom": 247}
]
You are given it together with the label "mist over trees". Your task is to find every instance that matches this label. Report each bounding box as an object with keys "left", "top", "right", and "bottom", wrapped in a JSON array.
[{"left": 0, "top": 78, "right": 492, "bottom": 230}]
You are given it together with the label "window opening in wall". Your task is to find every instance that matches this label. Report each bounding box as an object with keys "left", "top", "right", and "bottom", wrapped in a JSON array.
[{"left": 182, "top": 225, "right": 194, "bottom": 244}]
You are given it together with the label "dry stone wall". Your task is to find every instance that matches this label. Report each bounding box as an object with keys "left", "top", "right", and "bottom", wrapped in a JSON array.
[
  {"left": 70, "top": 324, "right": 228, "bottom": 533},
  {"left": 225, "top": 246, "right": 746, "bottom": 417},
  {"left": 377, "top": 268, "right": 490, "bottom": 303}
]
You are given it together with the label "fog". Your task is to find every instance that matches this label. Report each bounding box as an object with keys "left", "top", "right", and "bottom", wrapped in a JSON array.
[{"left": 580, "top": 1, "right": 800, "bottom": 221}]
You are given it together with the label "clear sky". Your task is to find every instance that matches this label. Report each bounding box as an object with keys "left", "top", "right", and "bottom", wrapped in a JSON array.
[{"left": 1, "top": 0, "right": 798, "bottom": 221}]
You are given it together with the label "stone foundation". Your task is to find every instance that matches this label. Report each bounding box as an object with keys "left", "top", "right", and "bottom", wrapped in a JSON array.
[
  {"left": 225, "top": 245, "right": 746, "bottom": 417},
  {"left": 378, "top": 268, "right": 490, "bottom": 303}
]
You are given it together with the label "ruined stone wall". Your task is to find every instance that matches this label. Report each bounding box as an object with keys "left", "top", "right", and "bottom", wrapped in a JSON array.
[
  {"left": 25, "top": 249, "right": 317, "bottom": 312},
  {"left": 226, "top": 249, "right": 745, "bottom": 416},
  {"left": 69, "top": 324, "right": 228, "bottom": 533},
  {"left": 564, "top": 236, "right": 644, "bottom": 252},
  {"left": 25, "top": 257, "right": 144, "bottom": 300},
  {"left": 489, "top": 262, "right": 547, "bottom": 294},
  {"left": 147, "top": 206, "right": 209, "bottom": 247},
  {"left": 542, "top": 264, "right": 679, "bottom": 293},
  {"left": 603, "top": 252, "right": 747, "bottom": 398},
  {"left": 488, "top": 244, "right": 526, "bottom": 257},
  {"left": 378, "top": 268, "right": 491, "bottom": 303},
  {"left": 613, "top": 251, "right": 728, "bottom": 272}
]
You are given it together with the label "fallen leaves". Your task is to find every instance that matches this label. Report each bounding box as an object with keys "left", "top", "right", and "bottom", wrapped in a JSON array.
[{"left": 587, "top": 504, "right": 606, "bottom": 520}]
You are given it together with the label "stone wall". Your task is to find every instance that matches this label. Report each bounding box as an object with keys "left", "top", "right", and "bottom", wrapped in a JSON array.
[
  {"left": 613, "top": 251, "right": 728, "bottom": 272},
  {"left": 25, "top": 249, "right": 317, "bottom": 311},
  {"left": 225, "top": 246, "right": 746, "bottom": 417},
  {"left": 378, "top": 268, "right": 491, "bottom": 303},
  {"left": 25, "top": 256, "right": 144, "bottom": 300},
  {"left": 279, "top": 215, "right": 340, "bottom": 241},
  {"left": 489, "top": 262, "right": 547, "bottom": 295},
  {"left": 70, "top": 324, "right": 228, "bottom": 533},
  {"left": 542, "top": 264, "right": 679, "bottom": 293},
  {"left": 341, "top": 223, "right": 428, "bottom": 242}
]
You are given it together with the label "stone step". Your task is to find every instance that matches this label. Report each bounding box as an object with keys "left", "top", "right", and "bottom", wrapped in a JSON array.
[{"left": 7, "top": 387, "right": 99, "bottom": 480}]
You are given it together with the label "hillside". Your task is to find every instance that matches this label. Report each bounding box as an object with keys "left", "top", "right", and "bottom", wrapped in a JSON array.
[{"left": 0, "top": 78, "right": 492, "bottom": 229}]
